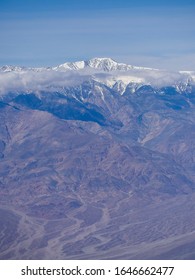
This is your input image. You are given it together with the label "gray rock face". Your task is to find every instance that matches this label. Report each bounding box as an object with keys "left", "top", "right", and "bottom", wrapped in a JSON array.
[{"left": 0, "top": 60, "right": 195, "bottom": 259}]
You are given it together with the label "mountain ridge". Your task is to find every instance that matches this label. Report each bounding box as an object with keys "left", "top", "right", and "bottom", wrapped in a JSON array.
[
  {"left": 52, "top": 57, "right": 157, "bottom": 72},
  {"left": 0, "top": 57, "right": 195, "bottom": 96},
  {"left": 1, "top": 57, "right": 195, "bottom": 260},
  {"left": 0, "top": 57, "right": 157, "bottom": 72}
]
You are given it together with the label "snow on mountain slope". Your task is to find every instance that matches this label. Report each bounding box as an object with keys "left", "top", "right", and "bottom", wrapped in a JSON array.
[
  {"left": 0, "top": 65, "right": 51, "bottom": 73},
  {"left": 52, "top": 57, "right": 157, "bottom": 72},
  {"left": 53, "top": 57, "right": 130, "bottom": 71},
  {"left": 0, "top": 58, "right": 194, "bottom": 94},
  {"left": 1, "top": 58, "right": 195, "bottom": 261},
  {"left": 0, "top": 65, "right": 28, "bottom": 72}
]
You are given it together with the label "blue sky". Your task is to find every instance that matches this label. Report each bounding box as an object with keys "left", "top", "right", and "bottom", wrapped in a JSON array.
[{"left": 0, "top": 0, "right": 195, "bottom": 70}]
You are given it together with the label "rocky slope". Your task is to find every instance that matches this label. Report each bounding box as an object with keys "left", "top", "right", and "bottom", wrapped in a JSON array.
[{"left": 0, "top": 58, "right": 195, "bottom": 259}]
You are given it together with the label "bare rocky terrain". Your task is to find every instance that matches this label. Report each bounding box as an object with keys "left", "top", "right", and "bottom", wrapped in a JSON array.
[{"left": 0, "top": 59, "right": 195, "bottom": 259}]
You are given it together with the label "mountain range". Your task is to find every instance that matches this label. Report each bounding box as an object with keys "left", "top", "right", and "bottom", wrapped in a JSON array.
[{"left": 0, "top": 58, "right": 195, "bottom": 260}]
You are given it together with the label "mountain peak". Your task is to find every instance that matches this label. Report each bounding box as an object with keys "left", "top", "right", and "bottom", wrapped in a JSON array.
[
  {"left": 86, "top": 57, "right": 119, "bottom": 71},
  {"left": 53, "top": 57, "right": 133, "bottom": 72}
]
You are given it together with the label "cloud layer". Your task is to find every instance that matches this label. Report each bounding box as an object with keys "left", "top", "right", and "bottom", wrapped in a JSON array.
[
  {"left": 0, "top": 66, "right": 194, "bottom": 95},
  {"left": 0, "top": 69, "right": 91, "bottom": 94}
]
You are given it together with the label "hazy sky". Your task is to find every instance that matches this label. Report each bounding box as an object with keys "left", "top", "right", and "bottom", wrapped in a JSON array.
[{"left": 0, "top": 0, "right": 195, "bottom": 70}]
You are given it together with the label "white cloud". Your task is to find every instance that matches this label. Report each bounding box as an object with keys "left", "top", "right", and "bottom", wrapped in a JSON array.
[
  {"left": 0, "top": 69, "right": 91, "bottom": 94},
  {"left": 0, "top": 66, "right": 194, "bottom": 95}
]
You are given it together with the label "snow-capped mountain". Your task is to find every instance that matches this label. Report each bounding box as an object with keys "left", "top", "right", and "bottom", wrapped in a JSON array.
[
  {"left": 52, "top": 57, "right": 147, "bottom": 71},
  {"left": 0, "top": 57, "right": 194, "bottom": 95},
  {"left": 1, "top": 57, "right": 195, "bottom": 260},
  {"left": 0, "top": 57, "right": 150, "bottom": 73},
  {"left": 0, "top": 65, "right": 51, "bottom": 73},
  {"left": 0, "top": 65, "right": 26, "bottom": 72}
]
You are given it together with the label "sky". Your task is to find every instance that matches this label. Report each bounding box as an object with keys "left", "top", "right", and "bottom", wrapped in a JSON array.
[{"left": 0, "top": 0, "right": 195, "bottom": 70}]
